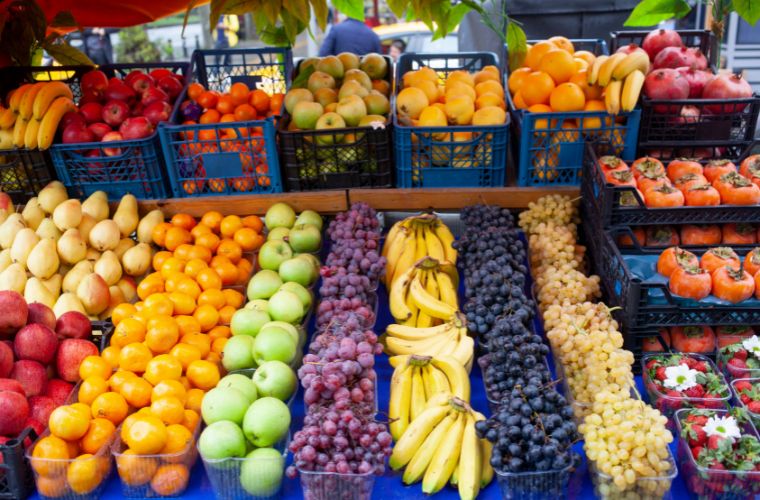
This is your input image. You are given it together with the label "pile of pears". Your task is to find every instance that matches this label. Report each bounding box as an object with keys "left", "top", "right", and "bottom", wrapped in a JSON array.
[{"left": 0, "top": 181, "right": 165, "bottom": 319}]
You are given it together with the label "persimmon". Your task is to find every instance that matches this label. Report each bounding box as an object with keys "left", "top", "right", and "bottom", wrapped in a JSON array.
[
  {"left": 632, "top": 157, "right": 665, "bottom": 180},
  {"left": 683, "top": 182, "right": 720, "bottom": 206},
  {"left": 669, "top": 265, "right": 712, "bottom": 300},
  {"left": 680, "top": 225, "right": 722, "bottom": 246},
  {"left": 638, "top": 172, "right": 671, "bottom": 194},
  {"left": 666, "top": 158, "right": 703, "bottom": 182},
  {"left": 722, "top": 223, "right": 757, "bottom": 245},
  {"left": 703, "top": 159, "right": 737, "bottom": 183},
  {"left": 744, "top": 248, "right": 760, "bottom": 277},
  {"left": 598, "top": 155, "right": 628, "bottom": 173},
  {"left": 604, "top": 169, "right": 636, "bottom": 187},
  {"left": 618, "top": 227, "right": 646, "bottom": 247},
  {"left": 712, "top": 265, "right": 755, "bottom": 303},
  {"left": 646, "top": 226, "right": 680, "bottom": 247},
  {"left": 674, "top": 173, "right": 708, "bottom": 192},
  {"left": 642, "top": 328, "right": 670, "bottom": 352},
  {"left": 644, "top": 184, "right": 684, "bottom": 208},
  {"left": 619, "top": 188, "right": 646, "bottom": 207},
  {"left": 739, "top": 154, "right": 760, "bottom": 187},
  {"left": 701, "top": 247, "right": 740, "bottom": 274},
  {"left": 713, "top": 171, "right": 760, "bottom": 205},
  {"left": 716, "top": 325, "right": 755, "bottom": 347},
  {"left": 670, "top": 326, "right": 715, "bottom": 353},
  {"left": 657, "top": 246, "right": 699, "bottom": 277}
]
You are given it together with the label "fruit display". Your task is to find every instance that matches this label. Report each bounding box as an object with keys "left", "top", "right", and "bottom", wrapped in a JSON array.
[
  {"left": 675, "top": 408, "right": 760, "bottom": 498},
  {"left": 732, "top": 379, "right": 760, "bottom": 426},
  {"left": 718, "top": 335, "right": 760, "bottom": 380},
  {"left": 0, "top": 81, "right": 75, "bottom": 150}
]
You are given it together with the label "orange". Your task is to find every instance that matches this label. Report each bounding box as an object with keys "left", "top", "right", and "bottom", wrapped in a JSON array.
[
  {"left": 195, "top": 232, "right": 221, "bottom": 252},
  {"left": 183, "top": 258, "right": 208, "bottom": 279},
  {"left": 527, "top": 104, "right": 555, "bottom": 131},
  {"left": 216, "top": 94, "right": 236, "bottom": 114},
  {"left": 549, "top": 35, "right": 575, "bottom": 53},
  {"left": 190, "top": 223, "right": 213, "bottom": 239},
  {"left": 549, "top": 82, "right": 586, "bottom": 112},
  {"left": 116, "top": 448, "right": 158, "bottom": 486},
  {"left": 163, "top": 271, "right": 187, "bottom": 293},
  {"left": 200, "top": 109, "right": 221, "bottom": 124},
  {"left": 234, "top": 103, "right": 256, "bottom": 121},
  {"left": 237, "top": 259, "right": 253, "bottom": 283},
  {"left": 200, "top": 211, "right": 223, "bottom": 232},
  {"left": 270, "top": 93, "right": 284, "bottom": 113},
  {"left": 513, "top": 91, "right": 528, "bottom": 109},
  {"left": 160, "top": 257, "right": 186, "bottom": 278},
  {"left": 111, "top": 303, "right": 137, "bottom": 326},
  {"left": 218, "top": 305, "right": 236, "bottom": 325},
  {"left": 49, "top": 405, "right": 90, "bottom": 441},
  {"left": 185, "top": 388, "right": 205, "bottom": 413},
  {"left": 217, "top": 239, "right": 243, "bottom": 263},
  {"left": 144, "top": 355, "right": 183, "bottom": 386},
  {"left": 182, "top": 409, "right": 200, "bottom": 433},
  {"left": 143, "top": 293, "right": 175, "bottom": 317},
  {"left": 193, "top": 304, "right": 220, "bottom": 332},
  {"left": 196, "top": 268, "right": 222, "bottom": 291},
  {"left": 230, "top": 82, "right": 251, "bottom": 104},
  {"left": 146, "top": 316, "right": 181, "bottom": 353},
  {"left": 112, "top": 318, "right": 147, "bottom": 347},
  {"left": 521, "top": 71, "right": 555, "bottom": 107},
  {"left": 197, "top": 90, "right": 220, "bottom": 109},
  {"left": 167, "top": 292, "right": 196, "bottom": 317},
  {"left": 175, "top": 315, "right": 202, "bottom": 337},
  {"left": 582, "top": 99, "right": 608, "bottom": 129},
  {"left": 151, "top": 464, "right": 190, "bottom": 496},
  {"left": 187, "top": 245, "right": 212, "bottom": 263},
  {"left": 169, "top": 343, "right": 202, "bottom": 370},
  {"left": 569, "top": 70, "right": 603, "bottom": 101},
  {"left": 161, "top": 424, "right": 193, "bottom": 457},
  {"left": 152, "top": 223, "right": 173, "bottom": 247},
  {"left": 214, "top": 260, "right": 239, "bottom": 286},
  {"left": 249, "top": 89, "right": 270, "bottom": 114},
  {"left": 78, "top": 376, "right": 109, "bottom": 405},
  {"left": 91, "top": 391, "right": 129, "bottom": 425},
  {"left": 108, "top": 370, "right": 137, "bottom": 392},
  {"left": 208, "top": 325, "right": 232, "bottom": 341},
  {"left": 66, "top": 454, "right": 102, "bottom": 494},
  {"left": 119, "top": 343, "right": 153, "bottom": 373},
  {"left": 170, "top": 213, "right": 196, "bottom": 231},
  {"left": 211, "top": 337, "right": 228, "bottom": 354},
  {"left": 205, "top": 351, "right": 222, "bottom": 365},
  {"left": 152, "top": 380, "right": 187, "bottom": 405},
  {"left": 186, "top": 359, "right": 220, "bottom": 390},
  {"left": 31, "top": 435, "right": 69, "bottom": 476},
  {"left": 220, "top": 215, "right": 243, "bottom": 238},
  {"left": 176, "top": 278, "right": 202, "bottom": 300},
  {"left": 79, "top": 355, "right": 112, "bottom": 380},
  {"left": 187, "top": 82, "right": 204, "bottom": 101},
  {"left": 79, "top": 418, "right": 116, "bottom": 455},
  {"left": 120, "top": 376, "right": 153, "bottom": 408},
  {"left": 539, "top": 49, "right": 576, "bottom": 84},
  {"left": 198, "top": 289, "right": 226, "bottom": 309},
  {"left": 508, "top": 67, "right": 531, "bottom": 95},
  {"left": 241, "top": 215, "right": 263, "bottom": 232},
  {"left": 173, "top": 243, "right": 195, "bottom": 261},
  {"left": 35, "top": 474, "right": 67, "bottom": 496},
  {"left": 524, "top": 41, "right": 556, "bottom": 70},
  {"left": 125, "top": 415, "right": 167, "bottom": 455},
  {"left": 165, "top": 227, "right": 193, "bottom": 252},
  {"left": 137, "top": 279, "right": 164, "bottom": 301},
  {"left": 151, "top": 396, "right": 185, "bottom": 425}
]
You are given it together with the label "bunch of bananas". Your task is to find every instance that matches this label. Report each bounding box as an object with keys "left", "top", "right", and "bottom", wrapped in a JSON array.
[
  {"left": 383, "top": 213, "right": 457, "bottom": 286},
  {"left": 388, "top": 354, "right": 471, "bottom": 440},
  {"left": 389, "top": 256, "right": 459, "bottom": 326},
  {"left": 588, "top": 50, "right": 648, "bottom": 114},
  {"left": 389, "top": 395, "right": 493, "bottom": 498},
  {"left": 0, "top": 81, "right": 75, "bottom": 150},
  {"left": 384, "top": 311, "right": 473, "bottom": 369}
]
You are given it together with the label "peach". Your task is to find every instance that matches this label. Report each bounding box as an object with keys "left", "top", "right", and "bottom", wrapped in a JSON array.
[
  {"left": 284, "top": 89, "right": 313, "bottom": 116},
  {"left": 313, "top": 88, "right": 338, "bottom": 108},
  {"left": 371, "top": 79, "right": 390, "bottom": 96},
  {"left": 307, "top": 71, "right": 336, "bottom": 94}
]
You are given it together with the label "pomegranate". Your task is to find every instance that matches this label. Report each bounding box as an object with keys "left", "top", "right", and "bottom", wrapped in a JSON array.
[
  {"left": 675, "top": 105, "right": 701, "bottom": 124},
  {"left": 654, "top": 47, "right": 708, "bottom": 70},
  {"left": 616, "top": 43, "right": 641, "bottom": 55},
  {"left": 642, "top": 29, "right": 683, "bottom": 60},
  {"left": 676, "top": 67, "right": 713, "bottom": 98},
  {"left": 702, "top": 73, "right": 753, "bottom": 114},
  {"left": 644, "top": 69, "right": 690, "bottom": 112}
]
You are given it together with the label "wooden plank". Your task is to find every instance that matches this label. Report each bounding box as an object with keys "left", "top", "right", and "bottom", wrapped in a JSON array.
[{"left": 347, "top": 187, "right": 580, "bottom": 210}]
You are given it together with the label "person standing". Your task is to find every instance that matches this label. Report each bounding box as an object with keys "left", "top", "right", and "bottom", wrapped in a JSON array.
[
  {"left": 389, "top": 39, "right": 406, "bottom": 62},
  {"left": 83, "top": 28, "right": 114, "bottom": 65},
  {"left": 319, "top": 16, "right": 381, "bottom": 56},
  {"left": 215, "top": 15, "right": 240, "bottom": 67}
]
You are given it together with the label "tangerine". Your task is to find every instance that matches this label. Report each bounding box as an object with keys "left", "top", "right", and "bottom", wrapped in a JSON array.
[
  {"left": 234, "top": 103, "right": 256, "bottom": 121},
  {"left": 108, "top": 370, "right": 137, "bottom": 392},
  {"left": 220, "top": 215, "right": 243, "bottom": 238},
  {"left": 169, "top": 343, "right": 202, "bottom": 370},
  {"left": 524, "top": 41, "right": 556, "bottom": 70},
  {"left": 112, "top": 318, "right": 147, "bottom": 347},
  {"left": 176, "top": 278, "right": 202, "bottom": 300},
  {"left": 200, "top": 109, "right": 221, "bottom": 124},
  {"left": 79, "top": 418, "right": 115, "bottom": 455},
  {"left": 146, "top": 316, "right": 181, "bottom": 353},
  {"left": 185, "top": 388, "right": 205, "bottom": 413},
  {"left": 152, "top": 380, "right": 187, "bottom": 405},
  {"left": 66, "top": 454, "right": 101, "bottom": 494},
  {"left": 31, "top": 435, "right": 70, "bottom": 476},
  {"left": 120, "top": 376, "right": 153, "bottom": 408},
  {"left": 207, "top": 325, "right": 232, "bottom": 341},
  {"left": 116, "top": 449, "right": 158, "bottom": 486},
  {"left": 151, "top": 223, "right": 173, "bottom": 247},
  {"left": 230, "top": 82, "right": 250, "bottom": 105},
  {"left": 198, "top": 289, "right": 226, "bottom": 309},
  {"left": 521, "top": 72, "right": 555, "bottom": 106},
  {"left": 111, "top": 303, "right": 137, "bottom": 326},
  {"left": 144, "top": 355, "right": 183, "bottom": 386},
  {"left": 78, "top": 376, "right": 109, "bottom": 405},
  {"left": 200, "top": 211, "right": 223, "bottom": 232},
  {"left": 550, "top": 82, "right": 586, "bottom": 112},
  {"left": 91, "top": 391, "right": 128, "bottom": 425},
  {"left": 195, "top": 232, "right": 221, "bottom": 252},
  {"left": 49, "top": 405, "right": 90, "bottom": 441},
  {"left": 125, "top": 415, "right": 167, "bottom": 455},
  {"left": 170, "top": 213, "right": 196, "bottom": 231},
  {"left": 196, "top": 268, "right": 222, "bottom": 291},
  {"left": 151, "top": 396, "right": 185, "bottom": 425},
  {"left": 151, "top": 464, "right": 190, "bottom": 496},
  {"left": 186, "top": 359, "right": 220, "bottom": 390},
  {"left": 175, "top": 315, "right": 202, "bottom": 337},
  {"left": 218, "top": 305, "right": 236, "bottom": 325},
  {"left": 197, "top": 91, "right": 220, "bottom": 109},
  {"left": 161, "top": 424, "right": 193, "bottom": 456},
  {"left": 35, "top": 475, "right": 67, "bottom": 496},
  {"left": 217, "top": 239, "right": 243, "bottom": 263},
  {"left": 167, "top": 292, "right": 196, "bottom": 317},
  {"left": 183, "top": 258, "right": 208, "bottom": 279},
  {"left": 182, "top": 409, "right": 200, "bottom": 432},
  {"left": 190, "top": 223, "right": 213, "bottom": 239},
  {"left": 249, "top": 90, "right": 270, "bottom": 114},
  {"left": 539, "top": 49, "right": 575, "bottom": 84},
  {"left": 193, "top": 304, "right": 220, "bottom": 332},
  {"left": 216, "top": 95, "right": 236, "bottom": 114},
  {"left": 118, "top": 343, "right": 153, "bottom": 373},
  {"left": 173, "top": 243, "right": 194, "bottom": 261},
  {"left": 79, "top": 355, "right": 112, "bottom": 380},
  {"left": 187, "top": 83, "right": 204, "bottom": 101},
  {"left": 143, "top": 293, "right": 175, "bottom": 317}
]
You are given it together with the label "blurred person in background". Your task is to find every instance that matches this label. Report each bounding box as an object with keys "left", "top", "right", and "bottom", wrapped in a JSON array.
[
  {"left": 319, "top": 14, "right": 381, "bottom": 56},
  {"left": 389, "top": 39, "right": 406, "bottom": 62},
  {"left": 83, "top": 28, "right": 113, "bottom": 65},
  {"left": 215, "top": 15, "right": 240, "bottom": 67}
]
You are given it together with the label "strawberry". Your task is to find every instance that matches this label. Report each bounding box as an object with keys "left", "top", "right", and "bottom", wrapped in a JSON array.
[
  {"left": 686, "top": 414, "right": 709, "bottom": 425},
  {"left": 688, "top": 425, "right": 707, "bottom": 447},
  {"left": 734, "top": 380, "right": 753, "bottom": 392},
  {"left": 748, "top": 401, "right": 760, "bottom": 414},
  {"left": 741, "top": 394, "right": 751, "bottom": 405},
  {"left": 734, "top": 349, "right": 748, "bottom": 361},
  {"left": 702, "top": 394, "right": 726, "bottom": 409},
  {"left": 684, "top": 385, "right": 706, "bottom": 398},
  {"left": 693, "top": 361, "right": 708, "bottom": 373},
  {"left": 708, "top": 434, "right": 725, "bottom": 450},
  {"left": 682, "top": 357, "right": 698, "bottom": 369},
  {"left": 728, "top": 358, "right": 748, "bottom": 370},
  {"left": 645, "top": 359, "right": 659, "bottom": 370},
  {"left": 655, "top": 366, "right": 667, "bottom": 381},
  {"left": 691, "top": 445, "right": 704, "bottom": 458}
]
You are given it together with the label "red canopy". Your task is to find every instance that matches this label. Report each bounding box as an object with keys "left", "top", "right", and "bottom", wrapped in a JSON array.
[{"left": 37, "top": 0, "right": 207, "bottom": 28}]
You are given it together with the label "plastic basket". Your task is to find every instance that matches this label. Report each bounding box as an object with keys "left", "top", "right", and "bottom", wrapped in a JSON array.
[
  {"left": 191, "top": 47, "right": 292, "bottom": 95},
  {"left": 730, "top": 378, "right": 760, "bottom": 428},
  {"left": 392, "top": 52, "right": 507, "bottom": 188},
  {"left": 718, "top": 344, "right": 760, "bottom": 381},
  {"left": 609, "top": 29, "right": 717, "bottom": 67},
  {"left": 495, "top": 453, "right": 582, "bottom": 500},
  {"left": 298, "top": 468, "right": 375, "bottom": 500},
  {"left": 588, "top": 446, "right": 677, "bottom": 500},
  {"left": 0, "top": 427, "right": 36, "bottom": 499},
  {"left": 0, "top": 149, "right": 55, "bottom": 204}
]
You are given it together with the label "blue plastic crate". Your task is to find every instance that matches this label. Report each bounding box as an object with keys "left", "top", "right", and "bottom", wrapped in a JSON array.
[
  {"left": 191, "top": 47, "right": 292, "bottom": 94},
  {"left": 393, "top": 52, "right": 508, "bottom": 188}
]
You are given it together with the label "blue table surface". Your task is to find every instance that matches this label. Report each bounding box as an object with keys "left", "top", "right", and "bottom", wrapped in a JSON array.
[{"left": 31, "top": 283, "right": 693, "bottom": 500}]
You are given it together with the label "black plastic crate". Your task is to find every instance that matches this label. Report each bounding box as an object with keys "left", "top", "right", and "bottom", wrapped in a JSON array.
[
  {"left": 638, "top": 143, "right": 751, "bottom": 163},
  {"left": 192, "top": 47, "right": 292, "bottom": 95},
  {"left": 0, "top": 149, "right": 55, "bottom": 204},
  {"left": 0, "top": 427, "right": 36, "bottom": 499},
  {"left": 609, "top": 29, "right": 717, "bottom": 67}
]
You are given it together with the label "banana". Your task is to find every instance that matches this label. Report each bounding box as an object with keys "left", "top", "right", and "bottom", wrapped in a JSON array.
[
  {"left": 422, "top": 409, "right": 465, "bottom": 494},
  {"left": 382, "top": 220, "right": 401, "bottom": 259},
  {"left": 432, "top": 221, "right": 456, "bottom": 264},
  {"left": 413, "top": 225, "right": 427, "bottom": 262},
  {"left": 388, "top": 354, "right": 411, "bottom": 369},
  {"left": 435, "top": 271, "right": 458, "bottom": 309},
  {"left": 389, "top": 405, "right": 450, "bottom": 469},
  {"left": 0, "top": 129, "right": 13, "bottom": 150},
  {"left": 0, "top": 108, "right": 16, "bottom": 129},
  {"left": 391, "top": 231, "right": 416, "bottom": 286},
  {"left": 37, "top": 97, "right": 76, "bottom": 150},
  {"left": 423, "top": 227, "right": 445, "bottom": 262},
  {"left": 438, "top": 261, "right": 460, "bottom": 291},
  {"left": 386, "top": 321, "right": 453, "bottom": 341},
  {"left": 420, "top": 364, "right": 435, "bottom": 400},
  {"left": 9, "top": 84, "right": 32, "bottom": 112},
  {"left": 597, "top": 53, "right": 627, "bottom": 87},
  {"left": 425, "top": 268, "right": 440, "bottom": 301},
  {"left": 401, "top": 287, "right": 419, "bottom": 326},
  {"left": 385, "top": 328, "right": 456, "bottom": 356},
  {"left": 410, "top": 366, "right": 427, "bottom": 420},
  {"left": 587, "top": 55, "right": 608, "bottom": 85},
  {"left": 402, "top": 412, "right": 457, "bottom": 484},
  {"left": 604, "top": 80, "right": 622, "bottom": 116},
  {"left": 415, "top": 271, "right": 434, "bottom": 328},
  {"left": 448, "top": 334, "right": 475, "bottom": 368},
  {"left": 425, "top": 392, "right": 453, "bottom": 410},
  {"left": 384, "top": 224, "right": 409, "bottom": 284},
  {"left": 389, "top": 266, "right": 415, "bottom": 321},
  {"left": 426, "top": 363, "right": 451, "bottom": 395},
  {"left": 621, "top": 70, "right": 645, "bottom": 112},
  {"left": 472, "top": 411, "right": 494, "bottom": 488},
  {"left": 18, "top": 82, "right": 45, "bottom": 120},
  {"left": 612, "top": 50, "right": 650, "bottom": 81},
  {"left": 430, "top": 355, "right": 471, "bottom": 400},
  {"left": 389, "top": 364, "right": 413, "bottom": 441},
  {"left": 450, "top": 460, "right": 459, "bottom": 486},
  {"left": 458, "top": 413, "right": 483, "bottom": 500},
  {"left": 12, "top": 116, "right": 28, "bottom": 148},
  {"left": 33, "top": 81, "right": 74, "bottom": 120},
  {"left": 23, "top": 118, "right": 41, "bottom": 149},
  {"left": 409, "top": 275, "right": 457, "bottom": 320}
]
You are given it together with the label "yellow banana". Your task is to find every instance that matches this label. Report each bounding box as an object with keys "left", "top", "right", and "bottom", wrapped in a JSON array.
[
  {"left": 384, "top": 225, "right": 409, "bottom": 284},
  {"left": 413, "top": 225, "right": 427, "bottom": 262},
  {"left": 389, "top": 363, "right": 413, "bottom": 441},
  {"left": 9, "top": 84, "right": 32, "bottom": 112},
  {"left": 438, "top": 261, "right": 460, "bottom": 291},
  {"left": 410, "top": 366, "right": 427, "bottom": 420},
  {"left": 448, "top": 334, "right": 475, "bottom": 368},
  {"left": 425, "top": 268, "right": 440, "bottom": 301},
  {"left": 23, "top": 118, "right": 41, "bottom": 149},
  {"left": 423, "top": 227, "right": 445, "bottom": 261},
  {"left": 612, "top": 50, "right": 650, "bottom": 81},
  {"left": 420, "top": 364, "right": 435, "bottom": 400},
  {"left": 458, "top": 413, "right": 482, "bottom": 500},
  {"left": 597, "top": 53, "right": 626, "bottom": 87},
  {"left": 12, "top": 116, "right": 28, "bottom": 148},
  {"left": 385, "top": 329, "right": 454, "bottom": 356},
  {"left": 388, "top": 354, "right": 411, "bottom": 369},
  {"left": 391, "top": 231, "right": 416, "bottom": 286},
  {"left": 450, "top": 460, "right": 459, "bottom": 486},
  {"left": 435, "top": 271, "right": 458, "bottom": 309},
  {"left": 422, "top": 409, "right": 465, "bottom": 494},
  {"left": 587, "top": 55, "right": 608, "bottom": 85},
  {"left": 33, "top": 82, "right": 74, "bottom": 120},
  {"left": 409, "top": 275, "right": 457, "bottom": 320},
  {"left": 621, "top": 70, "right": 645, "bottom": 113},
  {"left": 425, "top": 392, "right": 453, "bottom": 411},
  {"left": 426, "top": 363, "right": 451, "bottom": 395},
  {"left": 0, "top": 108, "right": 16, "bottom": 130},
  {"left": 480, "top": 438, "right": 494, "bottom": 487},
  {"left": 401, "top": 287, "right": 419, "bottom": 327},
  {"left": 37, "top": 97, "right": 76, "bottom": 150},
  {"left": 402, "top": 412, "right": 458, "bottom": 485},
  {"left": 389, "top": 266, "right": 415, "bottom": 321},
  {"left": 605, "top": 80, "right": 622, "bottom": 116},
  {"left": 0, "top": 129, "right": 13, "bottom": 149},
  {"left": 430, "top": 355, "right": 471, "bottom": 401},
  {"left": 18, "top": 83, "right": 45, "bottom": 120},
  {"left": 389, "top": 405, "right": 450, "bottom": 469},
  {"left": 415, "top": 270, "right": 434, "bottom": 328},
  {"left": 432, "top": 221, "right": 456, "bottom": 264},
  {"left": 386, "top": 321, "right": 454, "bottom": 341}
]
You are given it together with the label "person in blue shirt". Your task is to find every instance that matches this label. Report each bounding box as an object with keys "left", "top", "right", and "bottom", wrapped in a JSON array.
[{"left": 319, "top": 16, "right": 381, "bottom": 56}]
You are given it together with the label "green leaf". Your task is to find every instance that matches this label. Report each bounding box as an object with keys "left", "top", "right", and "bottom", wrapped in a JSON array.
[
  {"left": 42, "top": 41, "right": 94, "bottom": 66},
  {"left": 332, "top": 0, "right": 364, "bottom": 21},
  {"left": 624, "top": 0, "right": 691, "bottom": 26},
  {"left": 507, "top": 22, "right": 527, "bottom": 71},
  {"left": 387, "top": 0, "right": 406, "bottom": 18},
  {"left": 280, "top": 11, "right": 300, "bottom": 45},
  {"left": 734, "top": 0, "right": 760, "bottom": 25},
  {"left": 183, "top": 0, "right": 202, "bottom": 36},
  {"left": 283, "top": 0, "right": 311, "bottom": 26},
  {"left": 309, "top": 0, "right": 329, "bottom": 30},
  {"left": 261, "top": 0, "right": 282, "bottom": 25},
  {"left": 447, "top": 4, "right": 470, "bottom": 33},
  {"left": 292, "top": 64, "right": 315, "bottom": 88},
  {"left": 49, "top": 11, "right": 77, "bottom": 28}
]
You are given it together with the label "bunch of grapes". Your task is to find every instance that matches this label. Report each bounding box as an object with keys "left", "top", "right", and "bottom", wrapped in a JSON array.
[
  {"left": 325, "top": 202, "right": 385, "bottom": 285},
  {"left": 518, "top": 194, "right": 579, "bottom": 234}
]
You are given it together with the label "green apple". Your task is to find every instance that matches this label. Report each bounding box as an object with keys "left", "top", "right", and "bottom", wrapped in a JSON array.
[
  {"left": 259, "top": 321, "right": 300, "bottom": 345},
  {"left": 201, "top": 387, "right": 249, "bottom": 425},
  {"left": 278, "top": 282, "right": 312, "bottom": 313},
  {"left": 268, "top": 290, "right": 305, "bottom": 324},
  {"left": 295, "top": 210, "right": 323, "bottom": 230},
  {"left": 245, "top": 299, "right": 270, "bottom": 313},
  {"left": 278, "top": 257, "right": 316, "bottom": 287},
  {"left": 264, "top": 203, "right": 296, "bottom": 230},
  {"left": 242, "top": 397, "right": 290, "bottom": 447},
  {"left": 253, "top": 327, "right": 297, "bottom": 365},
  {"left": 247, "top": 270, "right": 283, "bottom": 300},
  {"left": 288, "top": 224, "right": 321, "bottom": 253},
  {"left": 199, "top": 421, "right": 247, "bottom": 461},
  {"left": 253, "top": 360, "right": 297, "bottom": 401},
  {"left": 222, "top": 335, "right": 256, "bottom": 371},
  {"left": 258, "top": 240, "right": 293, "bottom": 271},
  {"left": 231, "top": 308, "right": 271, "bottom": 337},
  {"left": 240, "top": 448, "right": 284, "bottom": 496},
  {"left": 266, "top": 227, "right": 290, "bottom": 242},
  {"left": 217, "top": 373, "right": 257, "bottom": 404},
  {"left": 294, "top": 253, "right": 320, "bottom": 281}
]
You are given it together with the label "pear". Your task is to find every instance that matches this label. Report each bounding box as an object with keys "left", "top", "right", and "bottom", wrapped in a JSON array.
[
  {"left": 37, "top": 181, "right": 68, "bottom": 214},
  {"left": 114, "top": 238, "right": 135, "bottom": 260},
  {"left": 63, "top": 260, "right": 94, "bottom": 294},
  {"left": 121, "top": 243, "right": 151, "bottom": 277},
  {"left": 76, "top": 272, "right": 110, "bottom": 315},
  {"left": 41, "top": 273, "right": 62, "bottom": 297},
  {"left": 52, "top": 199, "right": 82, "bottom": 231},
  {"left": 77, "top": 213, "right": 96, "bottom": 242},
  {"left": 27, "top": 238, "right": 59, "bottom": 279},
  {"left": 100, "top": 285, "right": 127, "bottom": 320},
  {"left": 116, "top": 277, "right": 137, "bottom": 303},
  {"left": 0, "top": 214, "right": 26, "bottom": 249},
  {"left": 89, "top": 219, "right": 120, "bottom": 251},
  {"left": 36, "top": 218, "right": 61, "bottom": 240},
  {"left": 113, "top": 194, "right": 138, "bottom": 238},
  {"left": 94, "top": 250, "right": 122, "bottom": 286},
  {"left": 21, "top": 197, "right": 45, "bottom": 230},
  {"left": 10, "top": 228, "right": 39, "bottom": 268},
  {"left": 85, "top": 248, "right": 101, "bottom": 262},
  {"left": 0, "top": 263, "right": 27, "bottom": 293},
  {"left": 53, "top": 293, "right": 87, "bottom": 317},
  {"left": 0, "top": 249, "right": 11, "bottom": 273},
  {"left": 57, "top": 229, "right": 87, "bottom": 265},
  {"left": 81, "top": 191, "right": 109, "bottom": 222},
  {"left": 137, "top": 209, "right": 164, "bottom": 244},
  {"left": 24, "top": 277, "right": 56, "bottom": 309}
]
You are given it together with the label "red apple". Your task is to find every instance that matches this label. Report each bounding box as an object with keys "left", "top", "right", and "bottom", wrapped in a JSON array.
[
  {"left": 62, "top": 124, "right": 95, "bottom": 144},
  {"left": 141, "top": 86, "right": 168, "bottom": 106},
  {"left": 129, "top": 72, "right": 155, "bottom": 95},
  {"left": 14, "top": 324, "right": 58, "bottom": 365},
  {"left": 10, "top": 360, "right": 47, "bottom": 397},
  {"left": 55, "top": 339, "right": 97, "bottom": 383},
  {"left": 149, "top": 68, "right": 173, "bottom": 82},
  {"left": 104, "top": 80, "right": 135, "bottom": 103},
  {"left": 42, "top": 379, "right": 73, "bottom": 406},
  {"left": 23, "top": 417, "right": 45, "bottom": 444},
  {"left": 0, "top": 192, "right": 11, "bottom": 212},
  {"left": 131, "top": 102, "right": 145, "bottom": 117},
  {"left": 79, "top": 102, "right": 104, "bottom": 124},
  {"left": 143, "top": 100, "right": 172, "bottom": 125},
  {"left": 158, "top": 75, "right": 183, "bottom": 100},
  {"left": 0, "top": 391, "right": 29, "bottom": 436},
  {"left": 101, "top": 100, "right": 130, "bottom": 127},
  {"left": 0, "top": 342, "right": 12, "bottom": 378},
  {"left": 119, "top": 117, "right": 154, "bottom": 140},
  {"left": 87, "top": 122, "right": 112, "bottom": 140},
  {"left": 0, "top": 378, "right": 24, "bottom": 395},
  {"left": 28, "top": 396, "right": 56, "bottom": 426},
  {"left": 101, "top": 131, "right": 124, "bottom": 156},
  {"left": 55, "top": 311, "right": 91, "bottom": 340},
  {"left": 60, "top": 111, "right": 86, "bottom": 130},
  {"left": 81, "top": 70, "right": 108, "bottom": 97},
  {"left": 0, "top": 291, "right": 28, "bottom": 338},
  {"left": 79, "top": 91, "right": 102, "bottom": 106},
  {"left": 27, "top": 303, "right": 56, "bottom": 331}
]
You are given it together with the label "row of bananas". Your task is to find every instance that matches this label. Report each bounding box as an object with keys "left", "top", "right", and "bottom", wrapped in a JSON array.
[
  {"left": 389, "top": 256, "right": 459, "bottom": 327},
  {"left": 384, "top": 310, "right": 474, "bottom": 369},
  {"left": 389, "top": 395, "right": 493, "bottom": 499},
  {"left": 588, "top": 51, "right": 647, "bottom": 114},
  {"left": 0, "top": 82, "right": 75, "bottom": 150},
  {"left": 382, "top": 213, "right": 457, "bottom": 286}
]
